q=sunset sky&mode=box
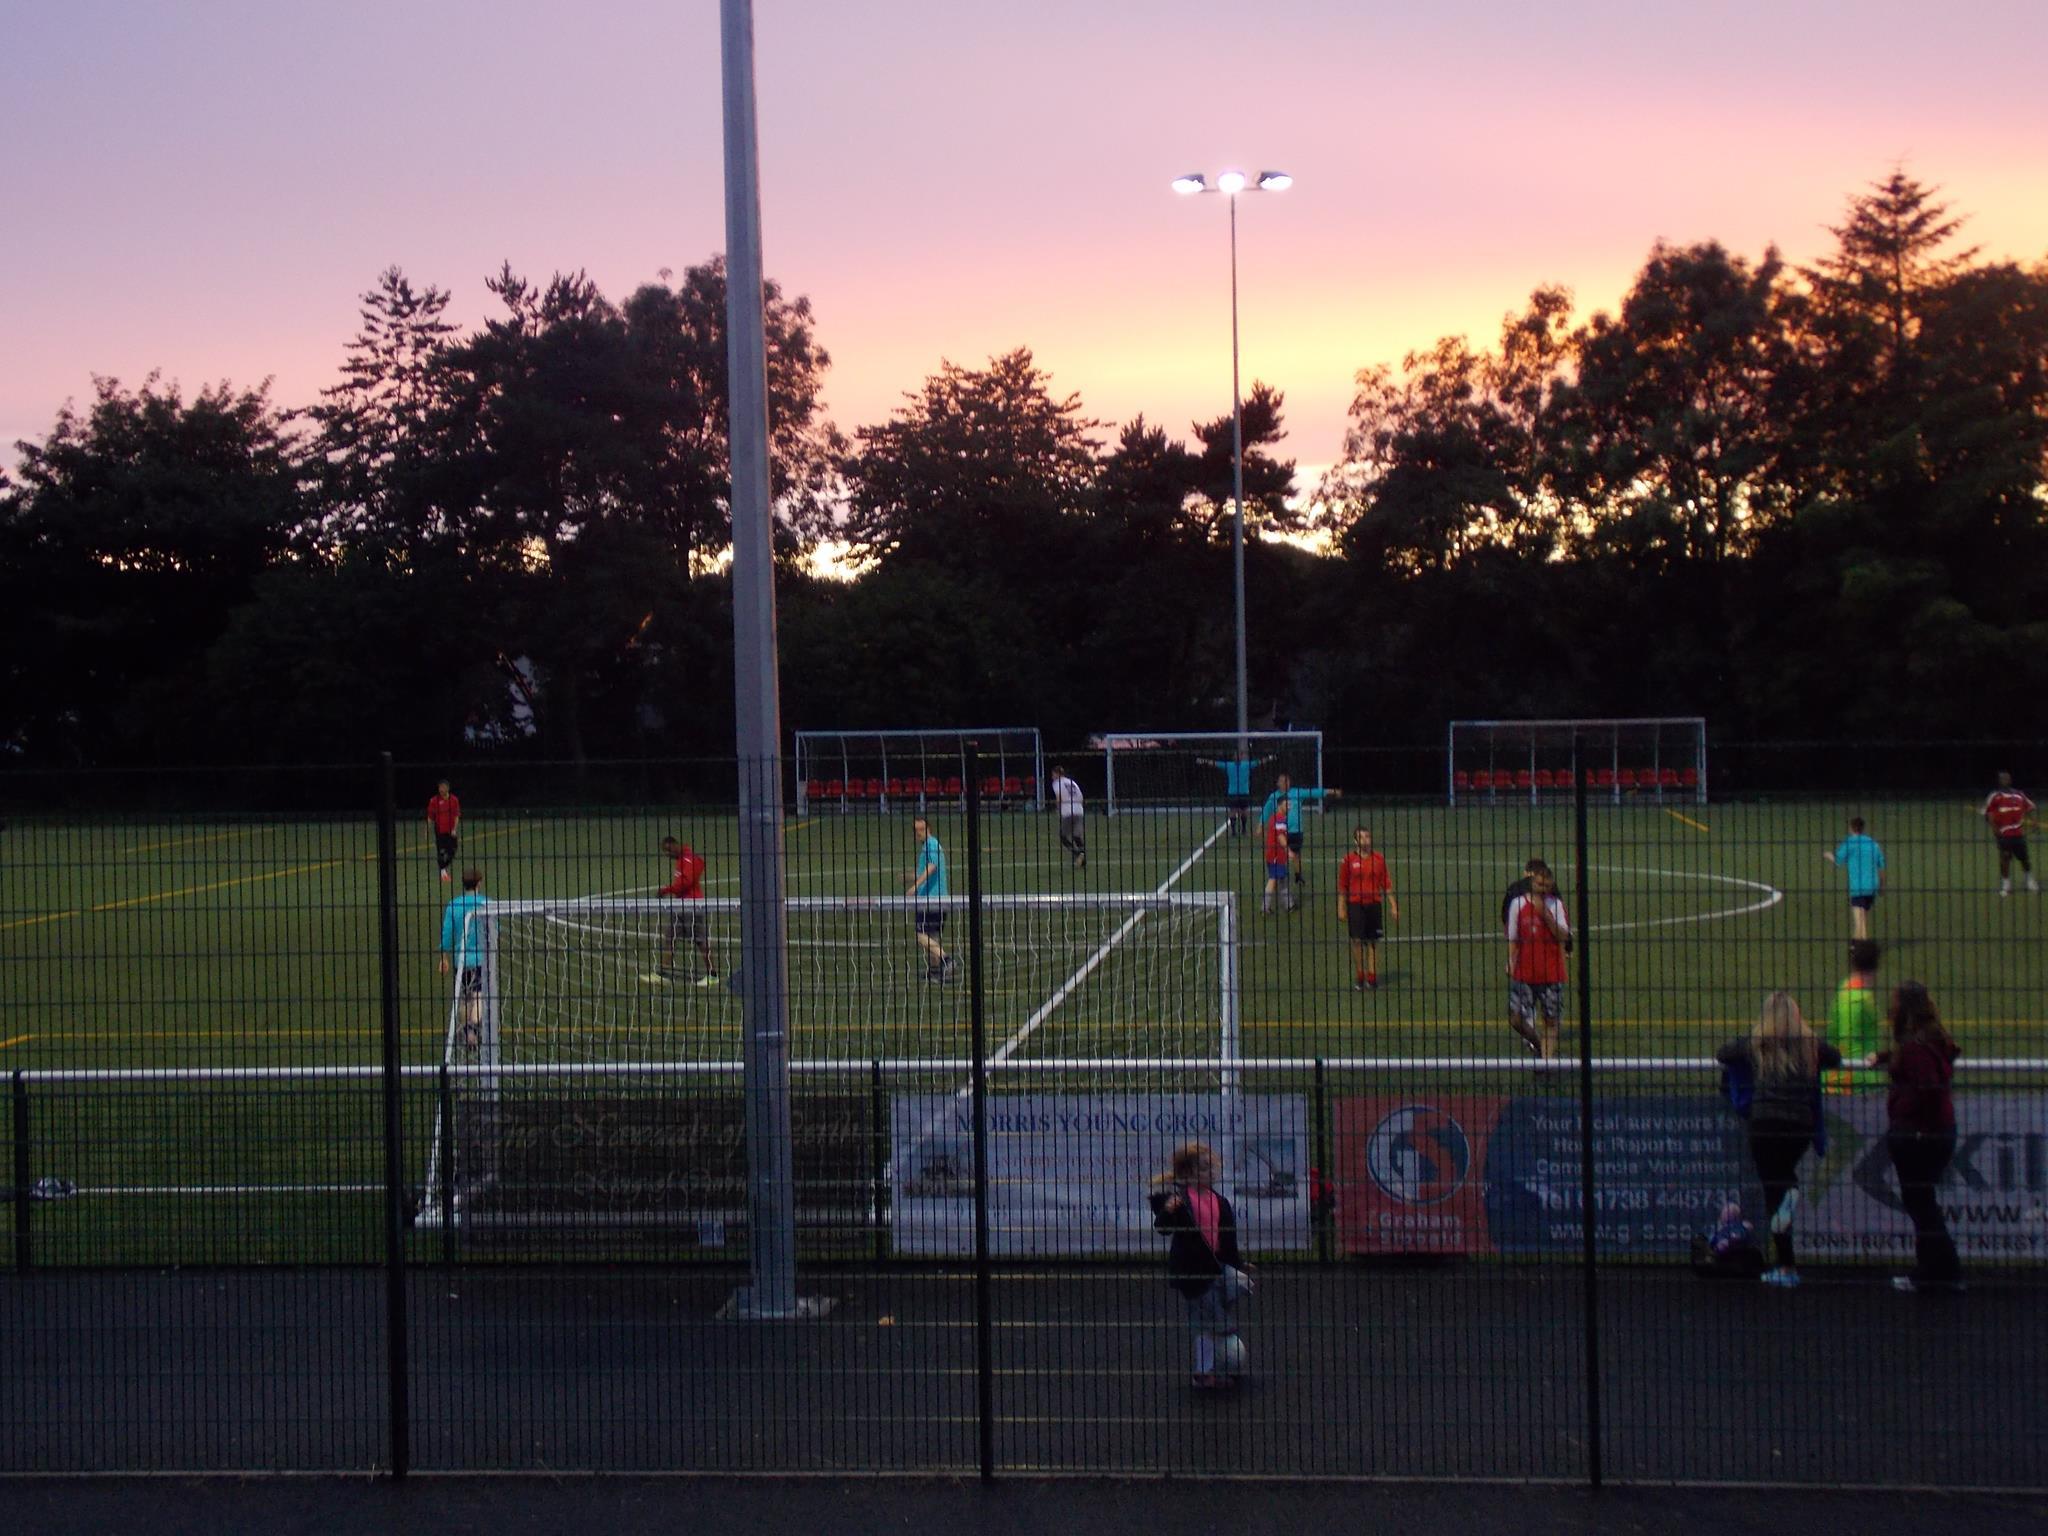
[5,0,2045,487]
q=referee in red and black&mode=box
[426,779,463,884]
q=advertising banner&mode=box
[1337,1096,1507,1255]
[1801,1092,2048,1262]
[891,1093,1310,1256]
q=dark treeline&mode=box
[3,172,2044,772]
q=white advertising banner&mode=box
[1803,1092,2048,1262]
[890,1093,1311,1256]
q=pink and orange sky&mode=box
[5,0,2045,485]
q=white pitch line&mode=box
[987,818,1232,1069]
[1387,863,1783,945]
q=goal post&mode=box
[793,728,1043,814]
[1447,717,1707,804]
[420,889,1239,1233]
[1090,730,1324,818]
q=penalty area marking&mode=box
[1664,808,1711,832]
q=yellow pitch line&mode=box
[1664,808,1711,833]
[87,859,348,913]
[0,1034,32,1050]
[130,827,268,853]
[0,909,83,932]
[382,825,534,860]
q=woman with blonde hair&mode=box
[1716,992,1840,1288]
[1148,1142,1251,1389]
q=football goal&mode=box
[1090,731,1324,818]
[419,889,1239,1232]
[1447,717,1707,804]
[794,728,1043,814]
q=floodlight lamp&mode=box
[1256,171,1292,191]
[1171,174,1207,195]
[1216,170,1246,194]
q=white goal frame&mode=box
[1092,730,1324,818]
[794,727,1044,814]
[420,889,1240,1230]
[1447,717,1707,804]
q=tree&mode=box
[1546,242,1794,568]
[301,266,457,564]
[842,348,1103,571]
[0,375,306,761]
[1187,381,1301,542]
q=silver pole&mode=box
[720,0,797,1318]
[1229,192,1249,761]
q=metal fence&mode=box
[2,746,2045,1484]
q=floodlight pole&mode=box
[1228,191,1248,762]
[720,0,799,1319]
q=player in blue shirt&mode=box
[437,868,489,1048]
[1198,752,1273,835]
[1259,772,1341,892]
[906,815,956,983]
[1825,816,1886,941]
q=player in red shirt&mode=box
[425,780,462,882]
[1336,826,1398,991]
[1981,772,2040,895]
[656,834,721,986]
[1261,808,1295,914]
[1504,861,1572,1059]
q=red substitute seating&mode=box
[923,776,944,798]
[1003,776,1023,800]
[887,777,906,799]
[1618,769,1638,790]
[1596,768,1617,789]
[1680,767,1700,789]
[1469,770,1493,791]
[805,779,824,805]
[1513,770,1534,791]
[824,778,844,801]
[1453,770,1472,791]
[944,776,964,799]
[1658,767,1680,789]
[1534,769,1556,790]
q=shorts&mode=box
[435,831,459,868]
[1059,814,1084,842]
[1849,894,1877,911]
[1266,860,1290,882]
[1997,834,2029,860]
[668,906,708,944]
[1229,794,1253,812]
[458,966,484,998]
[1347,902,1383,943]
[1286,831,1304,853]
[915,908,945,938]
[1509,980,1564,1024]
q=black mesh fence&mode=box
[1,745,2043,1481]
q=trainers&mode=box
[2000,882,2011,897]
[1352,978,1365,992]
[1771,1189,1800,1235]
[1761,1268,1801,1288]
[2030,876,2041,893]
[441,870,452,882]
[1366,976,1378,991]
[1517,1029,1541,1057]
[1890,1275,1918,1294]
[694,974,721,988]
[1076,853,1086,869]
[940,957,959,982]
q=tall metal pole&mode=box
[1229,192,1249,761]
[720,0,798,1319]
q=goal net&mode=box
[1091,731,1323,817]
[794,728,1043,814]
[1447,717,1707,804]
[420,891,1238,1233]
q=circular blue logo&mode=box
[1365,1106,1473,1206]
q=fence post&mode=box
[1572,752,1603,1490]
[376,753,412,1479]
[10,1070,29,1272]
[869,1059,887,1265]
[964,742,995,1482]
[1313,1057,1332,1265]
[436,1064,456,1268]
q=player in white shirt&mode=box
[1050,765,1087,869]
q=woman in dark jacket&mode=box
[1715,991,1840,1287]
[1148,1142,1250,1388]
[1870,980,1963,1292]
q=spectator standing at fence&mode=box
[1872,981,1963,1293]
[1505,862,1572,1059]
[1261,806,1295,914]
[437,868,488,1049]
[656,834,720,987]
[1337,825,1397,991]
[1981,771,2039,896]
[1824,941,1883,1095]
[426,779,462,883]
[1260,772,1339,894]
[907,815,957,983]
[1825,816,1886,941]
[1715,992,1839,1289]
[1199,753,1272,835]
[1049,764,1086,870]
[1148,1142,1251,1390]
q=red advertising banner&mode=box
[1336,1095,1508,1255]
